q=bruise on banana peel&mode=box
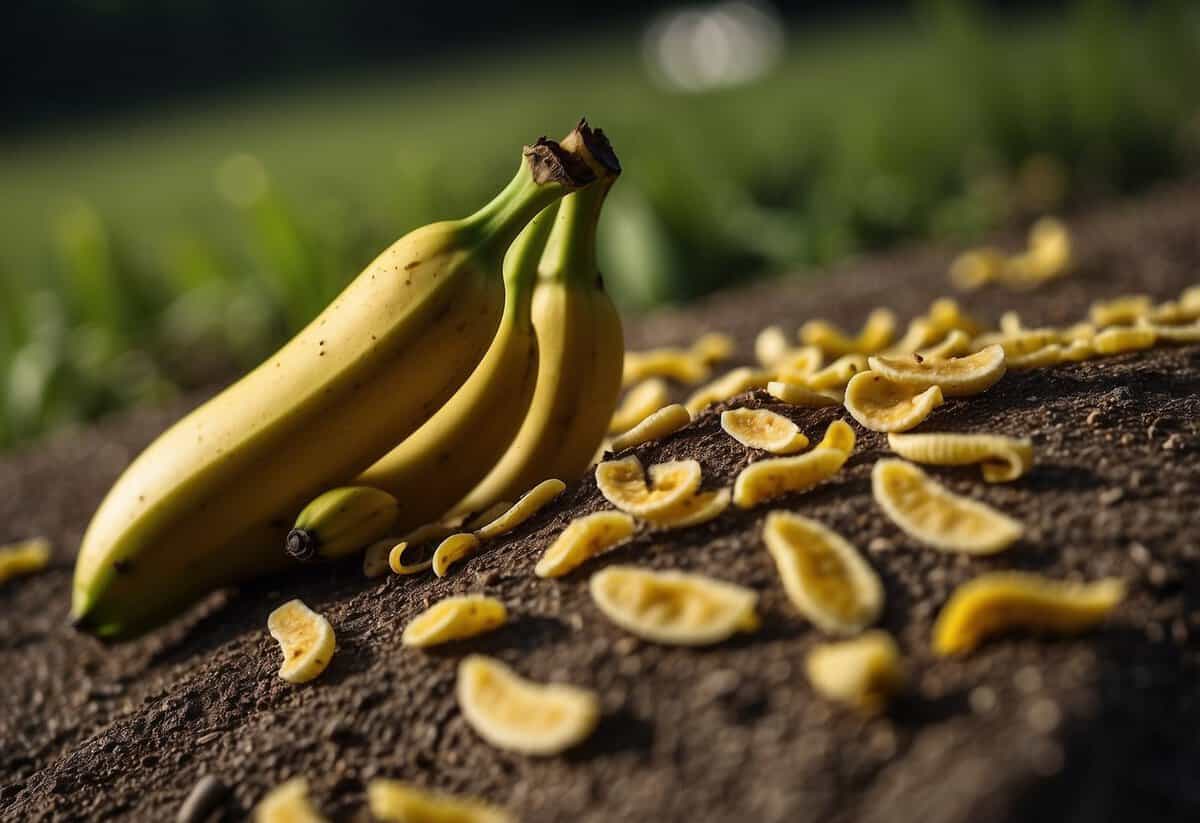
[933,572,1125,656]
[806,630,905,713]
[762,511,882,636]
[589,565,759,646]
[368,780,513,823]
[872,459,1022,555]
[71,131,600,639]
[402,595,507,648]
[457,655,599,756]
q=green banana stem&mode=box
[465,139,594,262]
[541,173,617,288]
[502,201,561,326]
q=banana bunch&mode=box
[72,125,614,639]
[287,123,625,564]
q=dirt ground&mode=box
[2,183,1200,822]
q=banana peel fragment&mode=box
[595,456,703,517]
[402,595,508,648]
[886,432,1033,483]
[535,510,636,578]
[843,371,944,433]
[610,404,691,452]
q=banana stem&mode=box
[541,175,616,288]
[465,140,593,263]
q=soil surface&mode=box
[3,183,1200,823]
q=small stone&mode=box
[613,636,639,656]
[1098,487,1124,506]
[1162,434,1184,451]
[969,686,997,715]
[867,537,894,554]
[1119,433,1135,446]
[177,776,228,823]
[1129,542,1151,566]
[1086,410,1103,426]
[1013,665,1042,694]
[1148,564,1171,588]
[1027,698,1062,734]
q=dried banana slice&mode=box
[755,325,792,366]
[1093,326,1156,355]
[0,537,51,583]
[926,297,982,337]
[843,371,944,433]
[974,329,1061,359]
[464,501,514,532]
[685,367,774,415]
[732,446,849,509]
[773,346,825,382]
[643,488,731,530]
[887,318,943,355]
[720,408,809,454]
[610,403,691,451]
[474,479,565,540]
[691,331,735,364]
[867,344,1006,397]
[457,655,599,756]
[886,432,1033,482]
[622,348,710,387]
[1089,294,1152,327]
[535,510,636,578]
[949,247,1007,291]
[367,780,513,823]
[933,572,1125,656]
[872,459,1022,554]
[589,565,759,646]
[432,533,482,577]
[595,456,703,517]
[804,354,869,390]
[1059,339,1096,362]
[610,378,672,433]
[402,595,508,648]
[766,381,841,408]
[254,777,326,823]
[1006,344,1064,370]
[363,537,398,578]
[814,419,856,454]
[805,630,905,713]
[919,329,973,360]
[801,308,897,356]
[1137,319,1200,344]
[762,511,882,635]
[389,540,435,576]
[267,600,336,684]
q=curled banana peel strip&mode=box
[72,131,598,639]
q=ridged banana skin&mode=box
[72,223,506,638]
[290,486,399,561]
[354,308,541,534]
[453,280,624,514]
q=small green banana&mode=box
[287,486,399,562]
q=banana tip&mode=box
[285,529,319,563]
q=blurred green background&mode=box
[1,0,1198,449]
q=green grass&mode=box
[1,1,1198,448]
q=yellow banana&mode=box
[452,125,624,514]
[72,138,593,638]
[286,486,399,562]
[352,193,561,532]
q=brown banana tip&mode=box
[569,117,621,176]
[285,529,319,563]
[523,138,596,188]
